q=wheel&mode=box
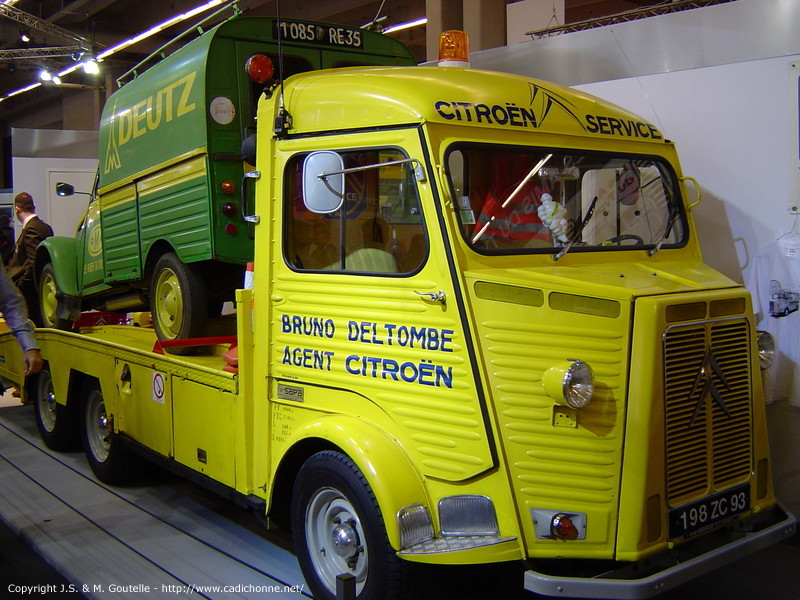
[32,363,79,451]
[150,253,207,354]
[80,378,132,484]
[291,451,416,600]
[38,264,74,330]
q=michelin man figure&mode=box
[537,193,570,243]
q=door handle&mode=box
[241,170,261,224]
[414,290,446,305]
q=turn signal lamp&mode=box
[551,513,580,541]
[221,179,236,195]
[438,30,469,68]
[532,508,587,540]
[543,360,594,409]
[245,54,274,84]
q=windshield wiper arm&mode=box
[553,196,597,261]
[472,153,553,244]
[648,200,679,256]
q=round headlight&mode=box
[563,361,594,408]
[756,330,775,369]
[543,359,594,409]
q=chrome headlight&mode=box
[543,359,594,408]
[756,330,775,369]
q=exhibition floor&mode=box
[1,391,798,600]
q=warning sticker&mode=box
[152,372,166,404]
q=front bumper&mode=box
[524,503,797,599]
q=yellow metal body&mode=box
[0,64,786,584]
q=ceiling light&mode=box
[384,17,427,34]
[39,69,52,81]
[4,1,251,102]
[20,29,30,43]
[83,59,100,75]
[98,0,225,59]
[52,75,62,85]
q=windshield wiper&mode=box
[472,153,553,244]
[647,199,679,256]
[553,196,598,261]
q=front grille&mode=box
[663,317,752,506]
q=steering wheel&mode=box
[605,234,644,246]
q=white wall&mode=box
[576,55,799,284]
[10,128,98,238]
[11,157,97,237]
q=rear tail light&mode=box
[245,54,274,84]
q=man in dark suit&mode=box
[6,192,54,327]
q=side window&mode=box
[284,148,427,274]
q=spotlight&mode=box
[39,69,52,81]
[20,30,30,43]
[83,59,99,75]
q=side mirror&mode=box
[302,151,344,214]
[56,182,75,197]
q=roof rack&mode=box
[116,0,241,87]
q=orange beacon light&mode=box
[438,30,469,68]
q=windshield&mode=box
[447,145,686,255]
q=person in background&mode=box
[0,214,14,265]
[6,192,54,326]
[0,262,43,378]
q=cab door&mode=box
[77,198,104,291]
[265,130,494,482]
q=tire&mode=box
[291,451,416,600]
[150,253,207,354]
[80,378,132,484]
[38,263,74,330]
[32,363,79,451]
